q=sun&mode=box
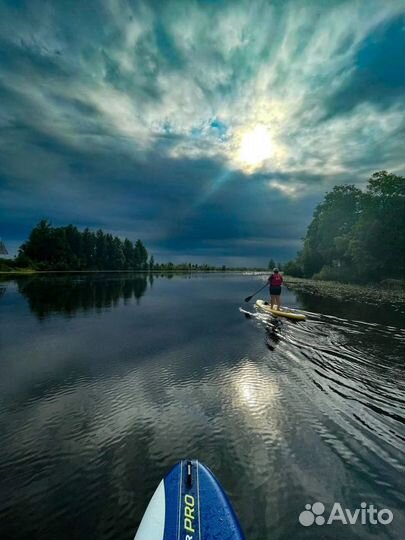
[238,125,273,170]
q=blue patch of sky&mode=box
[356,15,405,90]
[210,117,229,140]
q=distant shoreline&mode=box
[2,270,403,306]
[0,269,269,275]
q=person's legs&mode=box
[274,294,281,309]
[270,294,275,308]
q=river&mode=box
[0,273,403,540]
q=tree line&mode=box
[16,220,150,271]
[5,220,268,272]
[284,171,405,283]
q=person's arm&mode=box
[280,275,284,285]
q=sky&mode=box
[0,0,404,266]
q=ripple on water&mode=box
[245,307,405,481]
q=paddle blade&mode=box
[244,296,253,302]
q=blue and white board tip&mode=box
[135,459,246,540]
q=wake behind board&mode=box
[135,459,246,540]
[256,299,306,321]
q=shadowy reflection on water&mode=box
[16,274,150,318]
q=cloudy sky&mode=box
[0,0,404,265]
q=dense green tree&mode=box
[95,229,107,268]
[149,255,155,271]
[104,234,115,269]
[82,228,96,268]
[348,171,405,280]
[17,222,152,271]
[287,171,405,283]
[283,260,303,277]
[300,185,363,277]
[111,237,125,269]
[134,239,148,270]
[123,239,134,269]
[20,219,53,264]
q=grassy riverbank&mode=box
[0,267,36,274]
[284,275,405,306]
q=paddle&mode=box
[244,282,268,303]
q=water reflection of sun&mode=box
[231,360,280,414]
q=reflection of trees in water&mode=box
[293,289,404,364]
[293,289,402,328]
[17,274,149,319]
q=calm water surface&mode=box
[0,273,404,540]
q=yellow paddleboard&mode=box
[255,299,306,321]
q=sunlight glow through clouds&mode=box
[237,125,273,171]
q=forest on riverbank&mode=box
[284,171,405,284]
[0,221,264,273]
[2,221,150,271]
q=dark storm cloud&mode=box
[0,0,404,264]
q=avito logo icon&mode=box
[299,502,393,527]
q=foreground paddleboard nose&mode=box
[135,459,246,540]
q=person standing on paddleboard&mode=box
[268,267,283,309]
